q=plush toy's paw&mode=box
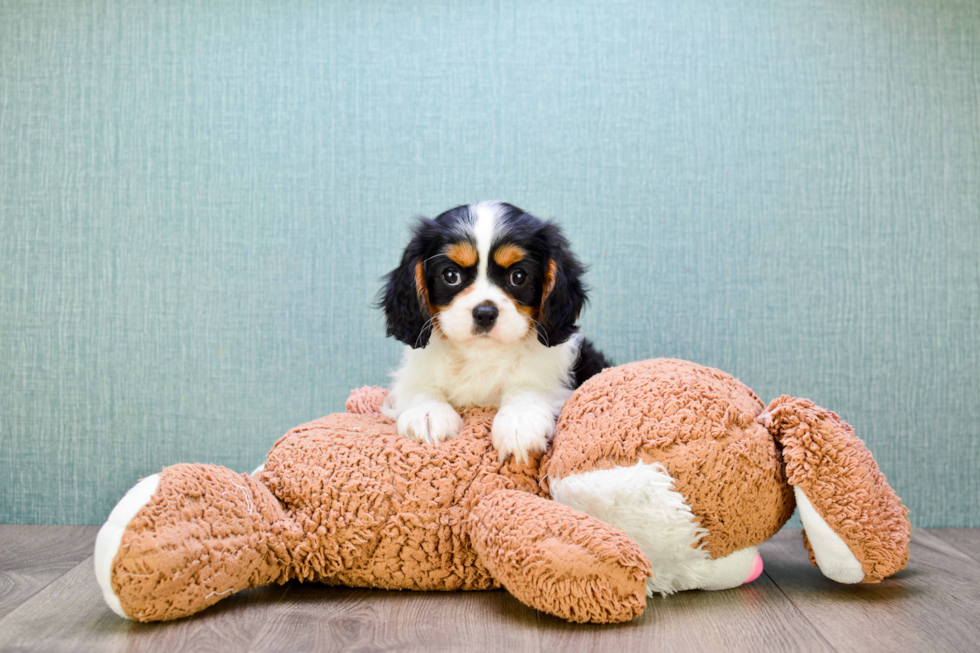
[491,402,555,464]
[468,490,650,623]
[397,400,463,445]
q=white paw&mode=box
[491,403,555,464]
[397,401,463,445]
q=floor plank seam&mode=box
[243,583,296,653]
[930,531,980,565]
[0,555,95,633]
[0,560,94,631]
[760,569,842,653]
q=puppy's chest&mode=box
[440,353,520,407]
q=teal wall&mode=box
[1,0,978,526]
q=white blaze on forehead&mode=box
[470,201,502,282]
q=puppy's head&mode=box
[380,202,587,349]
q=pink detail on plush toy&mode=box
[744,554,764,584]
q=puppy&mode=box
[378,201,611,463]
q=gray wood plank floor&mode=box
[0,526,976,653]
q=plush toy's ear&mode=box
[760,397,911,584]
[378,221,435,348]
[536,223,587,347]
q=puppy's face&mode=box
[380,202,586,349]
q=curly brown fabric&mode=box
[344,385,389,415]
[107,362,910,624]
[542,359,795,558]
[468,490,649,624]
[263,408,543,591]
[761,396,911,582]
[112,464,298,621]
[112,398,564,621]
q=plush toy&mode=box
[94,359,910,624]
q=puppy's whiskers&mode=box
[529,317,550,347]
[415,315,437,349]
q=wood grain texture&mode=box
[4,526,977,653]
[929,529,980,563]
[248,586,540,653]
[536,573,835,653]
[0,553,289,652]
[0,526,98,619]
[759,529,980,653]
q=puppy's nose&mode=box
[472,303,498,330]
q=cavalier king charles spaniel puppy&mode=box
[379,201,610,463]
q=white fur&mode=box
[794,486,865,583]
[397,397,465,444]
[436,202,532,347]
[491,390,564,464]
[551,463,761,594]
[384,201,580,460]
[94,473,160,619]
[383,332,580,454]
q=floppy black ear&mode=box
[378,221,434,348]
[536,223,587,347]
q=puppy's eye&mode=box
[509,269,527,287]
[442,269,461,286]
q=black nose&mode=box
[472,303,498,330]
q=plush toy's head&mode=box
[543,359,795,558]
[542,358,910,588]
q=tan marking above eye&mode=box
[445,242,478,268]
[493,243,526,268]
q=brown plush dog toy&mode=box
[94,359,910,624]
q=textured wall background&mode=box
[1,0,978,526]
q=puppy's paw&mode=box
[397,401,463,445]
[491,403,556,464]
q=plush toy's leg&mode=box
[95,474,161,617]
[467,489,650,624]
[94,463,301,622]
[761,397,911,583]
[550,462,764,595]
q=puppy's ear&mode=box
[378,220,435,348]
[536,223,587,347]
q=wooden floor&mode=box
[0,527,977,652]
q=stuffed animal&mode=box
[94,359,910,624]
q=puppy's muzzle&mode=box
[472,302,498,333]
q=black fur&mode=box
[571,337,612,388]
[490,204,589,347]
[380,202,592,350]
[377,206,474,348]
